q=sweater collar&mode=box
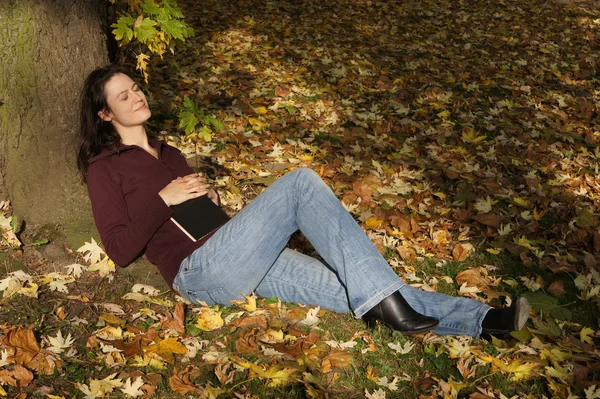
[89,138,165,164]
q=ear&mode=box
[98,109,113,122]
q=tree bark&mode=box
[0,0,108,231]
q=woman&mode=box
[78,65,529,339]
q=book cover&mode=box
[170,195,230,241]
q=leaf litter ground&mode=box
[2,0,600,397]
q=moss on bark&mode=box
[0,0,108,234]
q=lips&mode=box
[135,103,148,112]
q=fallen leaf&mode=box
[452,243,473,261]
[547,280,566,296]
[120,377,144,398]
[145,337,187,363]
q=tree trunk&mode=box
[0,0,108,234]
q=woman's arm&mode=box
[87,162,174,266]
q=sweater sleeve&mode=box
[87,162,173,266]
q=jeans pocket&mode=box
[185,287,238,306]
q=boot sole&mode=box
[482,296,531,340]
[367,318,440,335]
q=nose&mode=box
[132,90,144,102]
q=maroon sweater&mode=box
[87,139,218,287]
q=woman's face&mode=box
[99,73,151,131]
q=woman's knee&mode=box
[289,167,322,185]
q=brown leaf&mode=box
[230,315,268,330]
[319,350,353,373]
[28,349,62,375]
[584,253,597,268]
[410,218,421,233]
[456,268,490,290]
[413,376,435,390]
[469,393,495,399]
[455,209,473,223]
[161,301,185,333]
[548,280,566,296]
[593,231,600,253]
[2,327,40,366]
[0,365,33,388]
[169,366,202,395]
[8,365,33,387]
[452,244,473,262]
[389,214,412,235]
[396,245,416,262]
[235,328,261,354]
[113,335,143,358]
[215,363,235,386]
[472,212,503,228]
[547,258,578,274]
[353,176,378,202]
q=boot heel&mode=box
[363,314,377,328]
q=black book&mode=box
[170,195,230,241]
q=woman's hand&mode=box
[158,173,213,206]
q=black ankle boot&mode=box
[481,297,530,341]
[362,291,439,335]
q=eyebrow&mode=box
[117,83,138,99]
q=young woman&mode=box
[78,65,529,339]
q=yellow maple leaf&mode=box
[145,297,174,307]
[545,364,571,380]
[18,282,39,298]
[255,106,268,115]
[512,197,529,207]
[136,53,150,82]
[461,128,486,144]
[232,357,299,387]
[248,117,268,130]
[437,376,468,399]
[486,248,501,255]
[94,326,123,341]
[493,358,541,381]
[580,326,594,344]
[130,354,166,370]
[513,236,537,250]
[230,293,257,312]
[145,337,187,363]
[195,308,224,331]
[437,110,450,119]
[365,364,379,382]
[88,257,116,278]
[365,217,383,229]
[445,337,472,359]
[540,348,571,363]
[203,383,227,399]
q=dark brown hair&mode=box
[76,65,128,182]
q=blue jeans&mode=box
[173,168,491,337]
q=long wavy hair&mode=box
[77,65,129,182]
